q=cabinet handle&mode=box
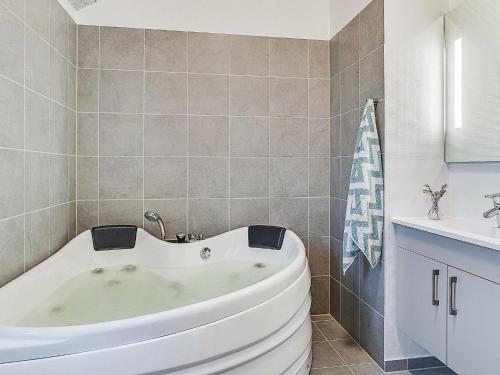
[449,276,458,316]
[432,270,440,306]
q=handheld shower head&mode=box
[144,211,166,240]
[145,211,161,222]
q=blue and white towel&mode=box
[342,99,384,274]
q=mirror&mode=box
[444,0,500,162]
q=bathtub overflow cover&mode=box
[200,247,211,260]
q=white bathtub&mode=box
[0,227,312,374]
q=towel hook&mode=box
[366,98,380,106]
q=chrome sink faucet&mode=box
[483,194,500,227]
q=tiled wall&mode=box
[76,27,331,313]
[329,0,385,367]
[0,0,77,287]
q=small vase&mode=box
[428,200,441,220]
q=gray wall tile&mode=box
[25,209,50,270]
[341,63,360,114]
[270,38,308,78]
[330,277,341,320]
[330,34,340,77]
[330,117,340,157]
[50,102,68,154]
[341,286,360,341]
[50,203,68,253]
[25,90,51,152]
[1,77,25,149]
[330,197,342,240]
[25,0,50,40]
[311,276,330,314]
[100,26,145,70]
[0,149,24,219]
[0,216,24,287]
[341,109,360,156]
[77,113,98,156]
[144,157,187,199]
[145,72,187,114]
[340,156,353,200]
[309,237,330,276]
[144,115,187,156]
[309,40,329,79]
[188,74,229,115]
[309,79,330,118]
[270,157,308,197]
[69,65,77,110]
[360,301,385,367]
[270,198,308,237]
[359,0,384,58]
[230,76,269,116]
[77,157,98,199]
[50,0,68,58]
[330,237,341,281]
[270,78,308,117]
[310,119,330,157]
[25,29,49,95]
[230,158,269,198]
[188,32,230,74]
[78,25,99,68]
[145,30,187,72]
[99,113,143,156]
[188,199,229,237]
[25,152,49,211]
[0,4,24,84]
[99,157,143,199]
[270,117,308,157]
[359,46,384,106]
[69,19,77,65]
[99,200,144,227]
[188,115,229,156]
[230,117,269,157]
[339,16,359,70]
[230,198,269,229]
[50,49,68,106]
[99,70,144,113]
[309,158,330,197]
[1,0,24,19]
[188,157,229,198]
[77,68,99,112]
[77,200,98,234]
[330,74,340,117]
[230,35,269,76]
[310,197,330,236]
[49,154,69,205]
[360,256,384,315]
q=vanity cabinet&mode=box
[395,223,500,375]
[397,248,447,363]
[447,267,500,375]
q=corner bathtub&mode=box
[0,227,312,374]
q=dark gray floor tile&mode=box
[312,341,345,369]
[331,339,373,365]
[311,367,352,375]
[315,319,351,341]
[351,363,385,375]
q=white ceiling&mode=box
[68,0,98,10]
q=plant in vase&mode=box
[423,184,448,220]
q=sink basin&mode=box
[392,216,500,251]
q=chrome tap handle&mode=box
[486,193,500,206]
[176,232,186,243]
[186,233,197,243]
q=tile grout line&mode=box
[142,28,146,229]
[186,32,190,234]
[97,26,100,225]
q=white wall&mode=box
[329,0,372,36]
[384,0,450,361]
[75,0,331,40]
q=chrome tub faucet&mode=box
[483,194,500,227]
[144,211,167,240]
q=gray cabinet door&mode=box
[447,267,500,375]
[397,247,447,363]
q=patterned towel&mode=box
[342,99,384,274]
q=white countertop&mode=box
[392,216,500,251]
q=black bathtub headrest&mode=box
[91,225,137,251]
[248,225,286,250]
